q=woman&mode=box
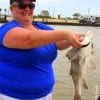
[0,0,82,100]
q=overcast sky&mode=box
[0,0,100,17]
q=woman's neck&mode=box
[14,19,32,27]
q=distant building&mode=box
[40,10,49,17]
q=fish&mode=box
[66,31,96,100]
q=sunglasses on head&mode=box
[13,2,35,10]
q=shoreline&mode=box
[0,19,100,27]
[1,21,100,27]
[41,21,100,27]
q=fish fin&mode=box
[88,58,96,69]
[79,56,96,69]
[66,50,79,62]
[79,56,85,66]
[82,79,88,89]
[66,53,71,60]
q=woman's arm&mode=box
[3,27,82,49]
[55,40,71,50]
[55,33,83,50]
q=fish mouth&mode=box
[81,31,93,48]
[81,42,90,48]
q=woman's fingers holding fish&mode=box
[75,33,84,42]
[71,36,82,48]
[73,33,84,48]
[66,32,83,48]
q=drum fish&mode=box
[66,31,96,100]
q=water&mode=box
[0,23,100,100]
[50,25,100,100]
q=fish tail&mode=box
[82,79,88,89]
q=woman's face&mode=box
[10,0,35,25]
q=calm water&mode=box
[0,23,100,100]
[50,25,100,100]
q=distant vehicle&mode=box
[79,15,100,25]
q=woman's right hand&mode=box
[64,30,83,48]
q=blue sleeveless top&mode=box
[0,20,57,99]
